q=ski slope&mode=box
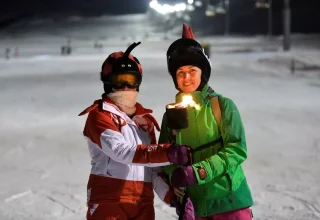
[0,13,320,220]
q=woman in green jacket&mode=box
[159,24,254,220]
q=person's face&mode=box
[112,87,137,92]
[176,65,202,93]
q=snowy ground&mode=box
[0,14,320,220]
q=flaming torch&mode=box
[165,94,200,130]
[165,94,199,220]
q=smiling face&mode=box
[176,65,202,93]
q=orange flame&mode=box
[167,95,200,110]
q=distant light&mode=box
[255,2,270,8]
[163,4,175,13]
[205,10,215,17]
[174,3,187,11]
[187,4,195,11]
[149,0,158,8]
[215,7,226,14]
[188,0,194,4]
[194,1,202,7]
[183,15,191,21]
[149,1,186,14]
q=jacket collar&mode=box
[78,96,153,116]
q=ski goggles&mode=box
[109,72,142,89]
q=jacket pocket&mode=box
[209,173,233,200]
[226,173,234,202]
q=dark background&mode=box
[196,0,320,35]
[1,0,320,35]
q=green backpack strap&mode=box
[210,96,221,128]
[188,96,224,154]
[190,96,223,154]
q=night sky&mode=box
[0,0,149,19]
[1,0,320,34]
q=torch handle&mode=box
[176,129,182,145]
[176,130,192,166]
[175,130,190,208]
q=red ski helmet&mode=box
[100,42,143,93]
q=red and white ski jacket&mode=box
[79,97,174,206]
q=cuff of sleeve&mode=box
[159,143,171,162]
[164,188,175,205]
[133,143,171,164]
[192,163,212,185]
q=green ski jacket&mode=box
[159,85,253,217]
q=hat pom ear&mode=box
[123,42,141,57]
[182,24,195,40]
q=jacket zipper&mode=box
[194,106,209,216]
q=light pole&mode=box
[268,0,272,37]
[283,0,291,51]
[255,0,272,37]
[224,0,230,36]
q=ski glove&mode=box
[171,166,197,187]
[182,197,195,220]
[175,196,195,220]
[167,144,190,165]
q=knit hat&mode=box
[167,24,211,90]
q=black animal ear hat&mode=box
[100,42,143,93]
[166,24,211,90]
